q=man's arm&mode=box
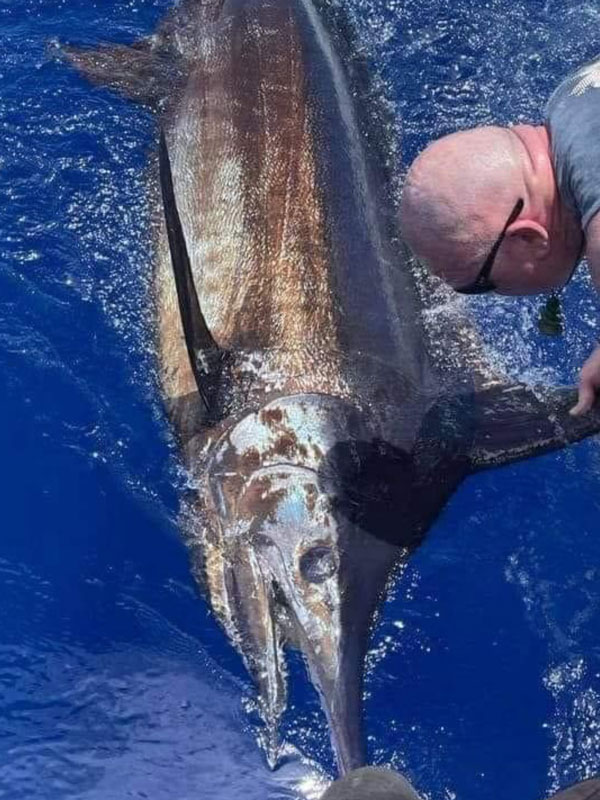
[585,214,600,291]
[570,213,600,415]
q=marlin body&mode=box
[63,0,600,775]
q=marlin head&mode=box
[193,393,410,774]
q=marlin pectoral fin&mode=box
[470,382,600,471]
[547,779,600,800]
[158,129,223,412]
[59,42,178,105]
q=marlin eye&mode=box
[299,545,337,584]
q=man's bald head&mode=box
[400,126,526,286]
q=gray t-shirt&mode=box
[546,55,600,230]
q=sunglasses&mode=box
[455,198,524,295]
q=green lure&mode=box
[538,294,564,337]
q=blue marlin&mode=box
[62,0,600,775]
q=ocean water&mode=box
[1,1,600,798]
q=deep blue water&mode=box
[1,1,600,798]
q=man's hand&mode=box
[571,344,600,415]
[571,214,600,416]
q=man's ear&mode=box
[506,219,549,253]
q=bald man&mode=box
[400,55,600,416]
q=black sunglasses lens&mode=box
[456,280,496,295]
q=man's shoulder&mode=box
[546,56,600,229]
[584,214,600,291]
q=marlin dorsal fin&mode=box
[547,779,600,800]
[158,128,222,412]
[469,381,600,471]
